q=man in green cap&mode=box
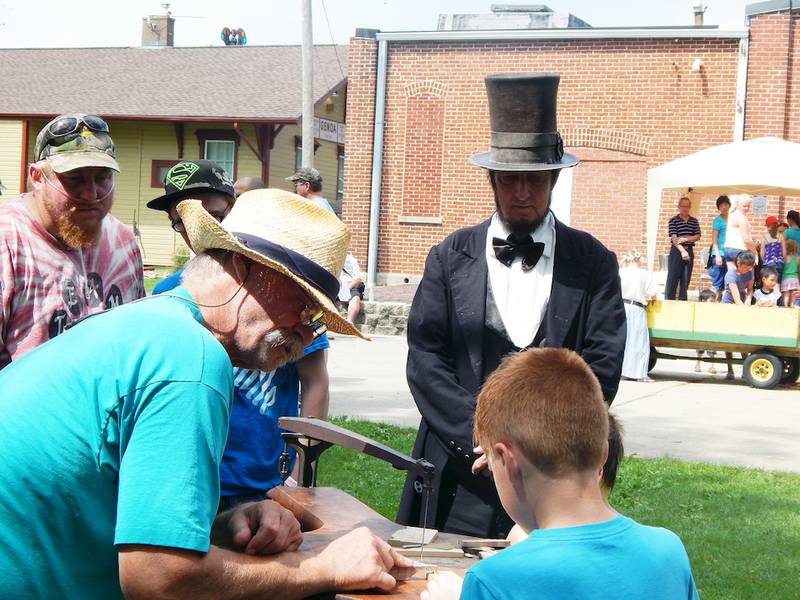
[287,167,336,215]
[0,113,144,369]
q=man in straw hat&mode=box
[147,160,333,509]
[398,73,626,538]
[0,113,144,369]
[0,190,410,598]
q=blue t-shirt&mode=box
[220,333,329,494]
[722,268,753,304]
[711,214,727,256]
[153,271,329,496]
[152,266,185,294]
[0,288,232,599]
[460,516,699,600]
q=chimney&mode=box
[693,3,706,26]
[142,13,175,47]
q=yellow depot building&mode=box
[0,43,347,267]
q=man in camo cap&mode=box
[0,113,144,369]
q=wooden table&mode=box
[282,487,477,599]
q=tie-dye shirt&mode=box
[0,198,145,368]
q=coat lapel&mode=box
[449,221,489,383]
[544,220,591,348]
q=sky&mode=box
[0,0,753,49]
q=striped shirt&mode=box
[667,214,701,247]
[0,198,145,368]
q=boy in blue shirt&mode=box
[721,250,755,305]
[422,348,700,600]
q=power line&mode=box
[320,0,346,81]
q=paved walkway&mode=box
[327,335,800,473]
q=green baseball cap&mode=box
[34,114,120,174]
[286,167,322,185]
[147,160,235,212]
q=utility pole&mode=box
[301,0,314,168]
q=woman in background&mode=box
[619,250,657,382]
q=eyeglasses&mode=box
[494,172,551,187]
[171,201,232,233]
[300,303,327,339]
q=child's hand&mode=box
[715,255,723,267]
[471,446,491,477]
[421,572,464,600]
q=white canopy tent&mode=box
[646,136,800,270]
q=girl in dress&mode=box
[781,239,799,307]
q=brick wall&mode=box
[343,35,742,278]
[745,9,800,224]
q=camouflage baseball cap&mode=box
[146,159,235,212]
[34,114,120,174]
[286,167,322,185]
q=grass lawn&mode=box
[143,277,161,294]
[319,417,800,600]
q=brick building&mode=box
[342,1,800,287]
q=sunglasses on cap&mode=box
[40,115,110,152]
[46,115,109,138]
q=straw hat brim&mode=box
[176,199,368,340]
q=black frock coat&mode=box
[396,216,626,536]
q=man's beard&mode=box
[494,195,551,237]
[262,328,305,370]
[55,210,102,250]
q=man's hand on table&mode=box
[422,571,464,600]
[211,500,302,555]
[312,527,413,592]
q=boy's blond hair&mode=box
[474,348,608,477]
[786,239,798,255]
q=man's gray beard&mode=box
[265,328,305,368]
[494,196,551,237]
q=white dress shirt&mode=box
[619,264,656,305]
[485,212,556,348]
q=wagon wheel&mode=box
[780,357,800,384]
[648,346,657,373]
[743,352,783,389]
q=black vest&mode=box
[483,278,544,381]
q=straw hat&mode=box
[176,188,366,339]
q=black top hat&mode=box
[470,73,579,172]
[147,160,235,212]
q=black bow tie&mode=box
[492,235,545,272]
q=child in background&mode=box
[695,290,719,374]
[781,239,799,308]
[694,290,735,378]
[760,216,784,279]
[422,348,700,600]
[754,266,782,307]
[722,251,755,305]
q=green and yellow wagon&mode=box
[647,301,800,389]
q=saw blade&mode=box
[419,486,431,562]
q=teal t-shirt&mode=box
[460,516,700,600]
[712,214,727,256]
[784,226,800,245]
[0,288,233,599]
